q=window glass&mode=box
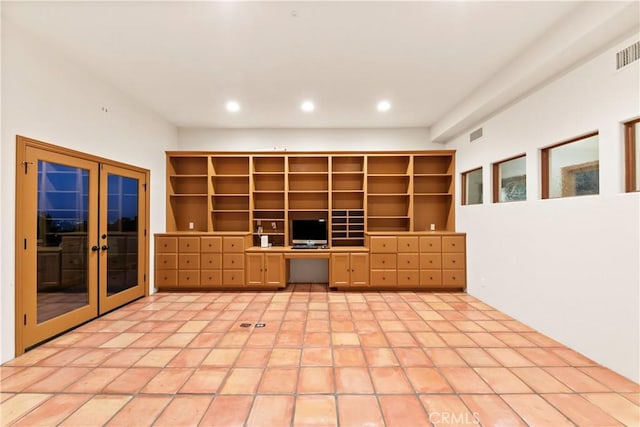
[463,168,483,205]
[546,134,599,198]
[495,156,526,202]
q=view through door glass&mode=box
[106,174,139,296]
[36,161,90,322]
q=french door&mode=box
[16,137,149,353]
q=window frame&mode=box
[492,154,526,203]
[541,131,599,199]
[625,118,640,192]
[461,167,483,206]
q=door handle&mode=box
[91,245,100,252]
[101,245,110,251]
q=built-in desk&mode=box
[155,232,465,291]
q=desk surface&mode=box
[246,245,368,259]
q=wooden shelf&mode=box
[166,151,456,234]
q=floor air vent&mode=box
[616,41,639,70]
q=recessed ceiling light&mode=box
[301,100,315,112]
[226,100,240,113]
[377,100,391,112]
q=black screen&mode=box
[291,219,327,244]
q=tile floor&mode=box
[1,284,638,426]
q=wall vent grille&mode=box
[470,127,483,142]
[616,41,639,70]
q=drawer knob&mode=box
[452,260,456,264]
[187,244,190,247]
[382,260,385,264]
[186,260,190,264]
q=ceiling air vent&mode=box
[469,127,483,142]
[616,41,639,70]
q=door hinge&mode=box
[144,273,147,282]
[24,314,27,325]
[144,229,147,237]
[143,183,147,191]
[24,238,27,250]
[22,161,34,174]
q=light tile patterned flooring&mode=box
[1,284,639,426]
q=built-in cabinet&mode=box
[329,252,369,288]
[246,253,285,287]
[159,150,465,292]
[367,232,466,289]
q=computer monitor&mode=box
[291,219,327,245]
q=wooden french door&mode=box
[16,136,148,353]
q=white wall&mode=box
[178,127,435,152]
[0,21,178,363]
[449,35,640,381]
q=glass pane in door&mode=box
[36,161,89,323]
[106,174,139,296]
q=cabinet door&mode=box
[350,253,369,287]
[178,253,200,269]
[246,253,264,286]
[419,236,441,253]
[178,236,200,253]
[397,237,419,253]
[442,236,465,253]
[156,237,177,253]
[264,253,285,287]
[370,237,397,253]
[223,236,245,253]
[201,236,222,253]
[330,253,351,287]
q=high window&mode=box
[542,133,599,199]
[462,167,483,205]
[625,118,640,192]
[493,155,526,203]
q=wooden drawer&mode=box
[156,254,177,270]
[223,236,245,253]
[370,270,397,286]
[223,253,244,269]
[370,237,397,253]
[397,253,419,269]
[156,236,177,253]
[223,270,244,287]
[178,237,200,253]
[156,269,177,287]
[201,236,222,253]
[420,253,441,270]
[178,270,200,287]
[442,269,465,287]
[419,236,441,253]
[397,236,419,253]
[201,253,222,270]
[420,270,442,287]
[370,254,397,269]
[397,270,419,286]
[442,253,465,269]
[201,270,222,286]
[178,253,200,269]
[442,236,465,253]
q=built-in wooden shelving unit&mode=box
[166,151,456,246]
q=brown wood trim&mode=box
[18,135,149,174]
[625,119,640,192]
[15,135,152,355]
[492,163,499,203]
[166,150,457,157]
[461,167,481,206]
[542,131,599,152]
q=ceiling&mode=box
[1,1,633,131]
